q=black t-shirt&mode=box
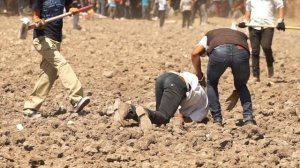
[32,0,73,42]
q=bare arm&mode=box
[191,45,205,79]
[244,10,251,22]
[278,7,284,20]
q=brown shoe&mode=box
[135,105,152,130]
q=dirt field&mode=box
[0,15,300,167]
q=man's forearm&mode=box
[278,7,284,20]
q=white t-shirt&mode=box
[171,71,209,122]
[158,0,167,10]
[246,0,284,26]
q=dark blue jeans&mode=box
[207,44,253,121]
[147,73,187,125]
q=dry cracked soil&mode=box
[0,15,300,167]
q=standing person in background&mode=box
[141,0,150,20]
[72,0,82,30]
[123,0,131,19]
[98,0,107,18]
[180,0,192,28]
[191,28,256,126]
[158,0,167,27]
[0,0,7,13]
[190,0,207,26]
[198,0,207,25]
[151,0,159,20]
[115,0,124,19]
[108,0,117,19]
[238,0,285,82]
[23,0,90,118]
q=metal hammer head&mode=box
[19,17,31,39]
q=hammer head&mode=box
[19,17,31,39]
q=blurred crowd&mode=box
[0,0,247,19]
[0,0,296,29]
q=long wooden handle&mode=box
[29,5,93,30]
[246,24,300,30]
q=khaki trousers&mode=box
[24,37,83,111]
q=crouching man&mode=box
[114,71,209,129]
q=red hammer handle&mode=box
[29,5,94,30]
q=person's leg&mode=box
[24,38,59,111]
[190,2,197,25]
[159,10,165,27]
[73,13,81,30]
[231,45,254,121]
[261,28,275,77]
[148,73,187,125]
[187,10,191,27]
[142,5,146,19]
[34,37,84,105]
[248,27,262,80]
[200,3,207,24]
[18,0,24,16]
[207,45,230,122]
[182,11,186,28]
[23,60,57,111]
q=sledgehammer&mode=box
[18,5,93,39]
[243,24,300,30]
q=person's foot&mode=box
[243,119,257,126]
[249,76,260,83]
[188,26,193,29]
[73,97,90,113]
[73,25,82,30]
[23,109,42,119]
[213,117,223,126]
[135,105,152,130]
[268,66,274,78]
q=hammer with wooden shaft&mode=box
[19,5,93,39]
[245,24,300,30]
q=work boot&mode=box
[135,105,152,130]
[23,109,42,119]
[73,97,90,113]
[268,66,274,78]
[114,102,138,126]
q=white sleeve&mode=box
[274,0,284,9]
[197,36,208,50]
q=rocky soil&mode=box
[0,15,300,167]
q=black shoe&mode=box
[213,117,223,126]
[73,97,90,113]
[268,66,274,78]
[244,119,257,126]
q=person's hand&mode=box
[197,72,206,88]
[69,7,79,15]
[276,19,285,31]
[237,22,247,28]
[33,17,46,29]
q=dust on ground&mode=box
[0,16,300,167]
